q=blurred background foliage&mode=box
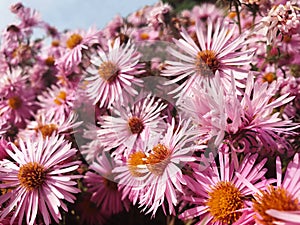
[162,0,218,12]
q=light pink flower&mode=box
[56,27,100,70]
[0,134,81,225]
[114,118,200,216]
[163,18,254,100]
[258,1,300,44]
[18,111,82,140]
[37,84,76,119]
[97,94,167,159]
[85,38,143,108]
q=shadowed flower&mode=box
[84,153,130,216]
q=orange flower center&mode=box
[8,96,22,109]
[253,186,300,225]
[45,56,55,66]
[54,91,67,105]
[146,144,171,176]
[207,181,244,224]
[140,33,150,40]
[195,50,220,76]
[98,61,119,83]
[18,162,46,191]
[127,151,147,177]
[66,33,83,49]
[128,117,144,134]
[51,40,60,47]
[35,124,58,138]
[263,72,276,83]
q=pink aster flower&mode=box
[163,18,254,100]
[258,1,300,44]
[179,72,227,148]
[0,80,37,126]
[147,1,172,29]
[114,118,200,216]
[226,73,299,155]
[55,27,100,70]
[85,38,143,108]
[37,84,76,119]
[0,134,81,225]
[97,94,167,159]
[18,111,82,140]
[84,153,130,215]
[179,149,270,225]
[236,153,300,225]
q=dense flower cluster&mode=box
[0,1,300,224]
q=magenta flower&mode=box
[0,134,81,225]
[163,18,254,100]
[85,38,143,108]
[84,153,130,215]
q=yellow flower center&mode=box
[53,91,67,105]
[146,144,171,176]
[8,96,22,109]
[35,124,58,138]
[128,117,144,134]
[66,33,83,49]
[18,162,46,191]
[253,186,300,225]
[207,181,244,224]
[127,151,147,177]
[195,50,220,76]
[98,61,119,83]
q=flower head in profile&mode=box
[97,94,167,159]
[0,134,81,225]
[180,149,269,225]
[85,38,143,108]
[163,19,254,100]
[84,153,130,216]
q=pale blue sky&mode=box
[0,0,158,32]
